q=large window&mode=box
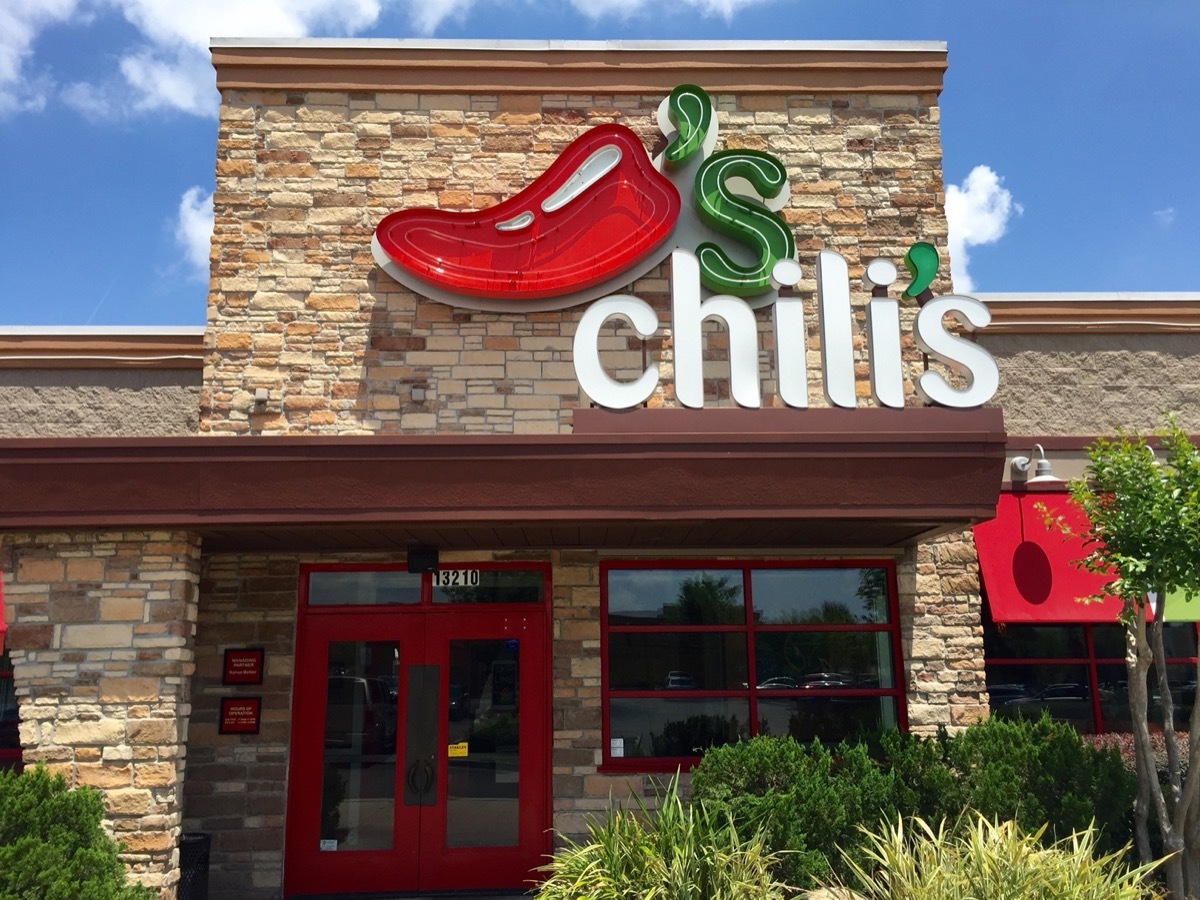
[602,561,903,768]
[0,651,19,773]
[983,605,1199,733]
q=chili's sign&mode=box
[372,85,999,411]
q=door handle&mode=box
[419,757,435,796]
[406,761,423,796]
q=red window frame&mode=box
[0,649,19,773]
[600,559,907,771]
[982,604,1199,734]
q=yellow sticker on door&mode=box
[448,741,469,758]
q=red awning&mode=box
[973,489,1124,623]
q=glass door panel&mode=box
[320,641,399,852]
[446,639,520,848]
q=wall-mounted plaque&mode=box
[219,697,262,735]
[222,647,265,685]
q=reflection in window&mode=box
[308,570,422,606]
[603,563,900,765]
[982,603,1199,735]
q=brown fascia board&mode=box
[978,293,1200,334]
[210,40,947,96]
[0,329,204,370]
[0,408,1003,542]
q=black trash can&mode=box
[178,832,211,900]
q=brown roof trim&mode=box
[0,331,204,370]
[0,407,1002,552]
[978,293,1200,334]
[211,43,947,97]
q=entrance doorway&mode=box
[284,565,551,897]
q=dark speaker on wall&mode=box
[406,545,439,573]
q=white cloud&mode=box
[0,0,82,115]
[410,0,474,34]
[3,0,384,119]
[1154,206,1176,228]
[568,0,768,19]
[944,165,1021,293]
[6,0,794,116]
[175,186,214,279]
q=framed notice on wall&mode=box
[219,697,262,735]
[222,647,265,685]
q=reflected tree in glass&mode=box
[662,573,743,624]
[856,568,888,622]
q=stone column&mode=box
[899,530,990,735]
[0,531,202,899]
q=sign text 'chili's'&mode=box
[372,84,999,411]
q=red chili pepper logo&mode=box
[373,123,680,306]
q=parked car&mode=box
[664,671,696,689]
[999,682,1092,729]
[325,675,398,754]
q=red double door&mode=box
[284,601,550,896]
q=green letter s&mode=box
[692,150,796,297]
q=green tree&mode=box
[1049,415,1200,897]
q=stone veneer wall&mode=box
[981,332,1200,436]
[203,88,952,434]
[0,369,200,438]
[900,534,988,734]
[0,531,201,897]
[181,554,300,900]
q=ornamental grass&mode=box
[534,771,791,900]
[828,813,1164,900]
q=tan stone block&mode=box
[54,717,127,746]
[76,763,133,788]
[216,160,253,176]
[127,719,178,745]
[583,774,643,799]
[99,677,160,702]
[216,332,252,350]
[16,557,64,582]
[65,558,106,581]
[306,294,359,311]
[105,788,153,815]
[134,762,178,788]
[121,831,174,852]
[62,623,134,649]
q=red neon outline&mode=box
[374,123,680,300]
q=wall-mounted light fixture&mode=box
[1011,443,1062,484]
[406,545,439,573]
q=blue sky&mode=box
[0,0,1196,326]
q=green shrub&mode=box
[0,765,154,900]
[690,715,1136,889]
[535,772,790,899]
[928,714,1133,855]
[829,813,1163,900]
[690,736,897,889]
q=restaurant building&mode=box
[0,39,1197,899]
